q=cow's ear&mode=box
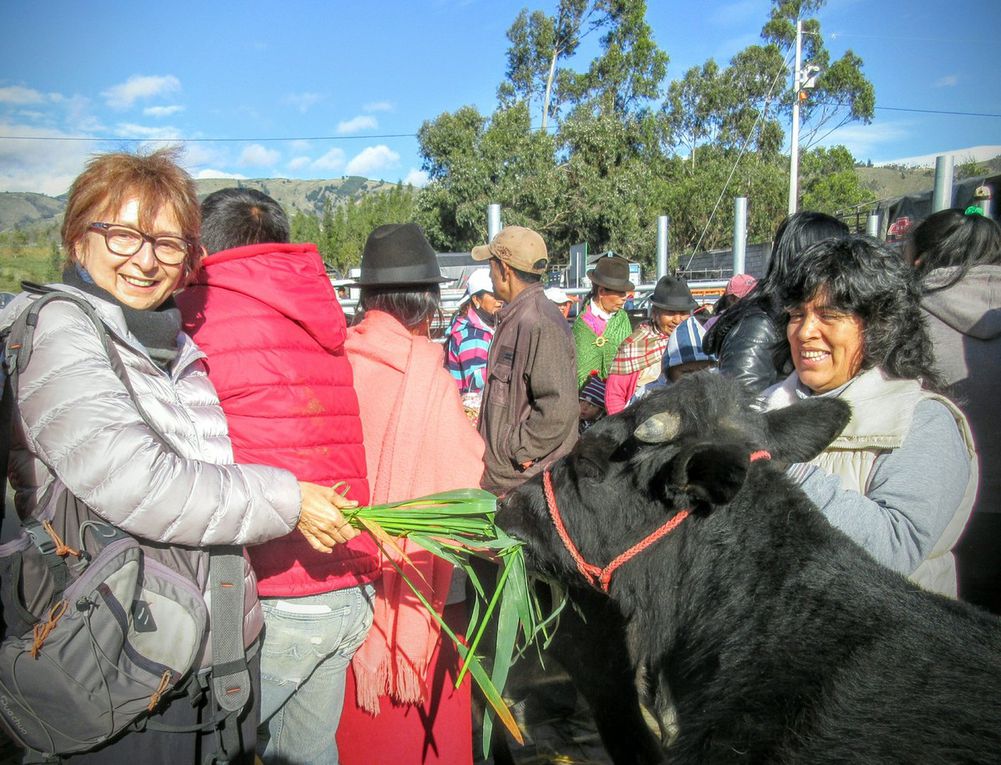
[763,398,851,463]
[673,443,748,507]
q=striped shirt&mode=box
[445,307,494,394]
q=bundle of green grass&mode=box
[344,488,562,749]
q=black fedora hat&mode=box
[587,255,635,292]
[354,223,449,286]
[649,275,698,312]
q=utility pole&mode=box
[787,19,803,216]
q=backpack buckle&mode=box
[24,521,57,557]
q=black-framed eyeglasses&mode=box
[87,222,191,266]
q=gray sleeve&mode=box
[17,302,301,547]
[791,399,970,575]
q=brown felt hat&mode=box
[587,255,634,292]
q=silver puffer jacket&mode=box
[1,285,302,665]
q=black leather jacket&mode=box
[703,304,790,395]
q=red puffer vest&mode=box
[177,243,379,596]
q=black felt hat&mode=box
[354,223,449,286]
[649,275,698,312]
[587,255,635,292]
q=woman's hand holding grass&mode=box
[296,481,360,552]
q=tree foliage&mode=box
[799,145,875,214]
[498,1,600,130]
[762,0,875,147]
[408,0,879,272]
[290,184,417,275]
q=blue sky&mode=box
[1,0,998,195]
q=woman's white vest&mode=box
[764,367,977,597]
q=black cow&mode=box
[497,373,1001,764]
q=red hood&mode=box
[186,243,346,353]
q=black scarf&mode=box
[473,303,497,328]
[62,265,181,369]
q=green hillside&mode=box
[0,177,400,292]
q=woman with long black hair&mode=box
[910,208,1001,612]
[762,236,976,598]
[703,211,849,394]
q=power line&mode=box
[872,105,1000,118]
[0,132,420,143]
[811,101,1001,119]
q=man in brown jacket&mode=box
[472,226,579,495]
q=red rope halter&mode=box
[543,450,771,593]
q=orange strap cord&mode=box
[31,600,68,658]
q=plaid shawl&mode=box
[608,322,671,376]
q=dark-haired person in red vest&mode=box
[177,188,379,765]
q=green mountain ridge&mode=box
[0,176,399,235]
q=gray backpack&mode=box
[0,287,251,760]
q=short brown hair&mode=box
[61,147,202,275]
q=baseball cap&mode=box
[463,268,495,300]
[544,287,577,304]
[471,226,549,274]
[724,273,757,299]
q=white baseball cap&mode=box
[463,268,495,300]
[544,287,577,304]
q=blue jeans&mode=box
[258,584,375,765]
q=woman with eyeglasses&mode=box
[0,149,357,763]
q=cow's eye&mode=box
[575,455,603,480]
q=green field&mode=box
[0,244,61,294]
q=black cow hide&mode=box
[497,373,1001,764]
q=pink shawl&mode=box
[343,310,485,714]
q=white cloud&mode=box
[290,139,311,152]
[288,156,312,171]
[286,92,324,113]
[337,115,377,134]
[878,144,1001,169]
[401,168,429,187]
[195,168,248,180]
[345,145,399,176]
[238,144,281,166]
[812,120,911,162]
[364,100,393,113]
[176,142,228,173]
[102,75,181,109]
[144,105,185,118]
[312,147,346,171]
[933,75,958,88]
[114,123,183,140]
[0,122,96,194]
[0,86,48,105]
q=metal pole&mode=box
[733,197,747,275]
[932,156,954,212]
[787,20,803,216]
[866,213,879,238]
[656,215,670,279]
[487,204,502,241]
